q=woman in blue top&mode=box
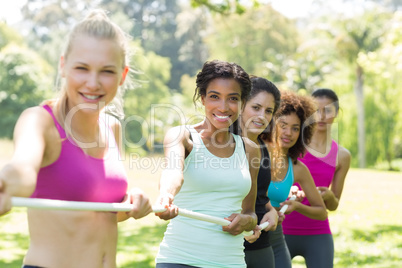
[264,91,328,268]
[154,60,260,268]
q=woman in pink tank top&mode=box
[0,10,152,268]
[283,88,351,268]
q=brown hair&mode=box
[272,90,316,163]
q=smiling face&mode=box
[61,34,128,114]
[314,96,337,131]
[201,78,242,130]
[241,91,276,139]
[276,112,301,151]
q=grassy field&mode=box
[0,139,401,267]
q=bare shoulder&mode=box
[242,136,260,159]
[337,145,351,168]
[164,125,192,150]
[165,125,190,140]
[16,106,54,132]
[20,106,52,120]
[13,106,56,159]
[338,146,351,162]
[293,160,311,181]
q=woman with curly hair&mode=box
[264,91,327,268]
[283,88,351,268]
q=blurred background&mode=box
[1,0,402,171]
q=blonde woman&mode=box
[0,10,152,268]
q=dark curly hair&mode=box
[193,60,251,105]
[273,91,316,163]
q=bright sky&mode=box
[0,0,320,25]
[270,0,314,18]
[0,0,26,24]
[1,0,357,26]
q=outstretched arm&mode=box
[154,126,189,220]
[0,107,49,215]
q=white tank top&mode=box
[156,125,251,267]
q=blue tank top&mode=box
[267,157,294,207]
[156,125,251,268]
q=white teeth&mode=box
[82,94,100,100]
[254,122,263,126]
[215,115,229,119]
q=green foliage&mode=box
[333,11,391,63]
[173,6,209,91]
[20,0,91,42]
[190,0,260,15]
[270,39,337,92]
[3,0,401,167]
[205,5,299,80]
[100,0,186,90]
[0,23,24,50]
[310,8,396,167]
[0,44,53,138]
[356,11,402,169]
[123,43,172,153]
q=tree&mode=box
[21,0,91,42]
[0,44,53,138]
[328,10,391,168]
[99,0,185,90]
[0,22,24,49]
[205,4,299,80]
[123,42,172,153]
[266,38,337,92]
[357,11,402,169]
[190,0,260,15]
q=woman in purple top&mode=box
[283,88,351,268]
[0,10,152,268]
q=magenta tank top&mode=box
[282,140,338,235]
[31,105,128,203]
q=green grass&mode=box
[0,139,401,267]
[373,158,402,172]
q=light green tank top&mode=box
[156,125,252,267]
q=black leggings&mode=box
[269,225,292,268]
[245,246,275,268]
[22,266,44,268]
[285,233,334,268]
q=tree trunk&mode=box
[355,64,366,168]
